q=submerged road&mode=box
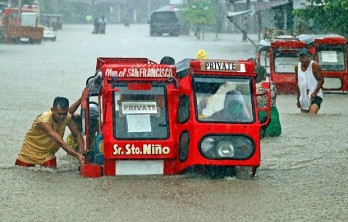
[0,24,347,221]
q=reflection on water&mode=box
[0,25,347,221]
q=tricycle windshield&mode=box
[317,46,345,71]
[274,51,299,73]
[194,76,254,123]
[113,84,168,139]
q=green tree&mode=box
[183,0,219,40]
[293,0,348,37]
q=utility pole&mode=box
[241,0,251,41]
[18,0,21,24]
[257,0,262,42]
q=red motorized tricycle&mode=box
[256,33,307,94]
[297,34,348,93]
[79,57,271,178]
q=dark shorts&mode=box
[311,96,323,109]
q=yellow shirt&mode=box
[17,111,71,165]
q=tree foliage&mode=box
[183,0,219,26]
[182,0,219,39]
[293,0,348,36]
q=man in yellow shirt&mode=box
[15,97,85,168]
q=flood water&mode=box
[0,25,347,221]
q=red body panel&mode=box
[309,36,348,92]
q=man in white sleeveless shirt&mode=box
[295,48,324,114]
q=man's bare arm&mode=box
[68,97,82,114]
[37,122,85,165]
[294,64,300,98]
[312,62,324,96]
[68,121,85,153]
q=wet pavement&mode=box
[0,24,347,221]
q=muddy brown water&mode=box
[0,25,347,221]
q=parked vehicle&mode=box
[79,57,271,178]
[297,34,348,93]
[255,32,307,94]
[42,13,63,31]
[0,7,43,44]
[149,11,180,36]
[256,29,348,94]
[41,25,56,41]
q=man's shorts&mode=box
[15,157,57,168]
[311,96,323,109]
[15,159,35,167]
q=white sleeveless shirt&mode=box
[297,61,323,110]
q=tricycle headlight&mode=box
[201,137,216,158]
[216,141,234,157]
[199,135,254,160]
